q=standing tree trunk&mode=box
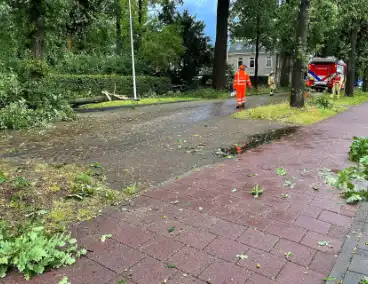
[345,28,358,97]
[115,0,123,55]
[280,51,291,87]
[363,66,368,92]
[138,0,143,26]
[290,0,309,108]
[254,15,260,89]
[212,0,230,90]
[29,0,45,59]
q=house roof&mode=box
[228,42,267,54]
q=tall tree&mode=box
[337,0,368,96]
[115,0,123,55]
[29,0,45,59]
[231,0,277,89]
[290,0,309,108]
[212,0,230,90]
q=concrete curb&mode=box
[327,202,368,284]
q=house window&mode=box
[266,56,272,68]
[249,57,255,68]
[238,58,243,67]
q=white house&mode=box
[227,41,278,77]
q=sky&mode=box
[179,0,218,43]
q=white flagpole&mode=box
[128,0,137,100]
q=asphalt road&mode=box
[1,93,291,190]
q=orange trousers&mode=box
[235,86,246,105]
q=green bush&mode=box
[0,72,22,107]
[0,98,75,130]
[55,53,148,75]
[349,136,368,162]
[45,74,172,99]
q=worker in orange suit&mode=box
[233,65,252,109]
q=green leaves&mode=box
[100,234,112,243]
[168,226,176,233]
[58,276,71,284]
[349,136,368,162]
[317,241,330,247]
[276,168,287,176]
[250,184,264,199]
[0,226,86,280]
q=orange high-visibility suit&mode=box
[233,66,252,107]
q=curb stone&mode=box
[327,202,368,284]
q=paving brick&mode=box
[129,257,176,284]
[208,219,247,239]
[349,253,368,275]
[309,198,342,213]
[339,204,358,218]
[212,193,242,207]
[143,188,173,201]
[199,260,252,284]
[236,213,273,231]
[237,248,286,279]
[318,210,352,227]
[166,191,201,207]
[85,238,144,273]
[260,195,292,210]
[15,258,117,284]
[267,209,298,224]
[277,262,325,284]
[301,231,343,254]
[174,227,217,250]
[328,224,350,241]
[267,221,307,243]
[244,273,275,284]
[185,186,220,200]
[271,239,316,267]
[107,276,136,284]
[242,202,272,216]
[140,235,184,261]
[181,198,219,213]
[237,228,279,252]
[309,251,336,275]
[181,210,218,229]
[295,215,331,234]
[210,205,245,222]
[205,237,249,263]
[167,271,206,284]
[178,178,219,190]
[169,246,215,277]
[300,206,323,218]
[147,220,189,238]
[111,223,155,248]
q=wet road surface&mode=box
[1,93,291,190]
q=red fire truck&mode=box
[306,57,347,92]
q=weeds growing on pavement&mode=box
[250,184,264,198]
[0,159,132,279]
[0,224,87,280]
[321,136,368,204]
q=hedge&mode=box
[45,74,172,99]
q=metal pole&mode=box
[128,0,137,100]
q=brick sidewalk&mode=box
[4,103,368,284]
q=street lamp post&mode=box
[128,0,137,100]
